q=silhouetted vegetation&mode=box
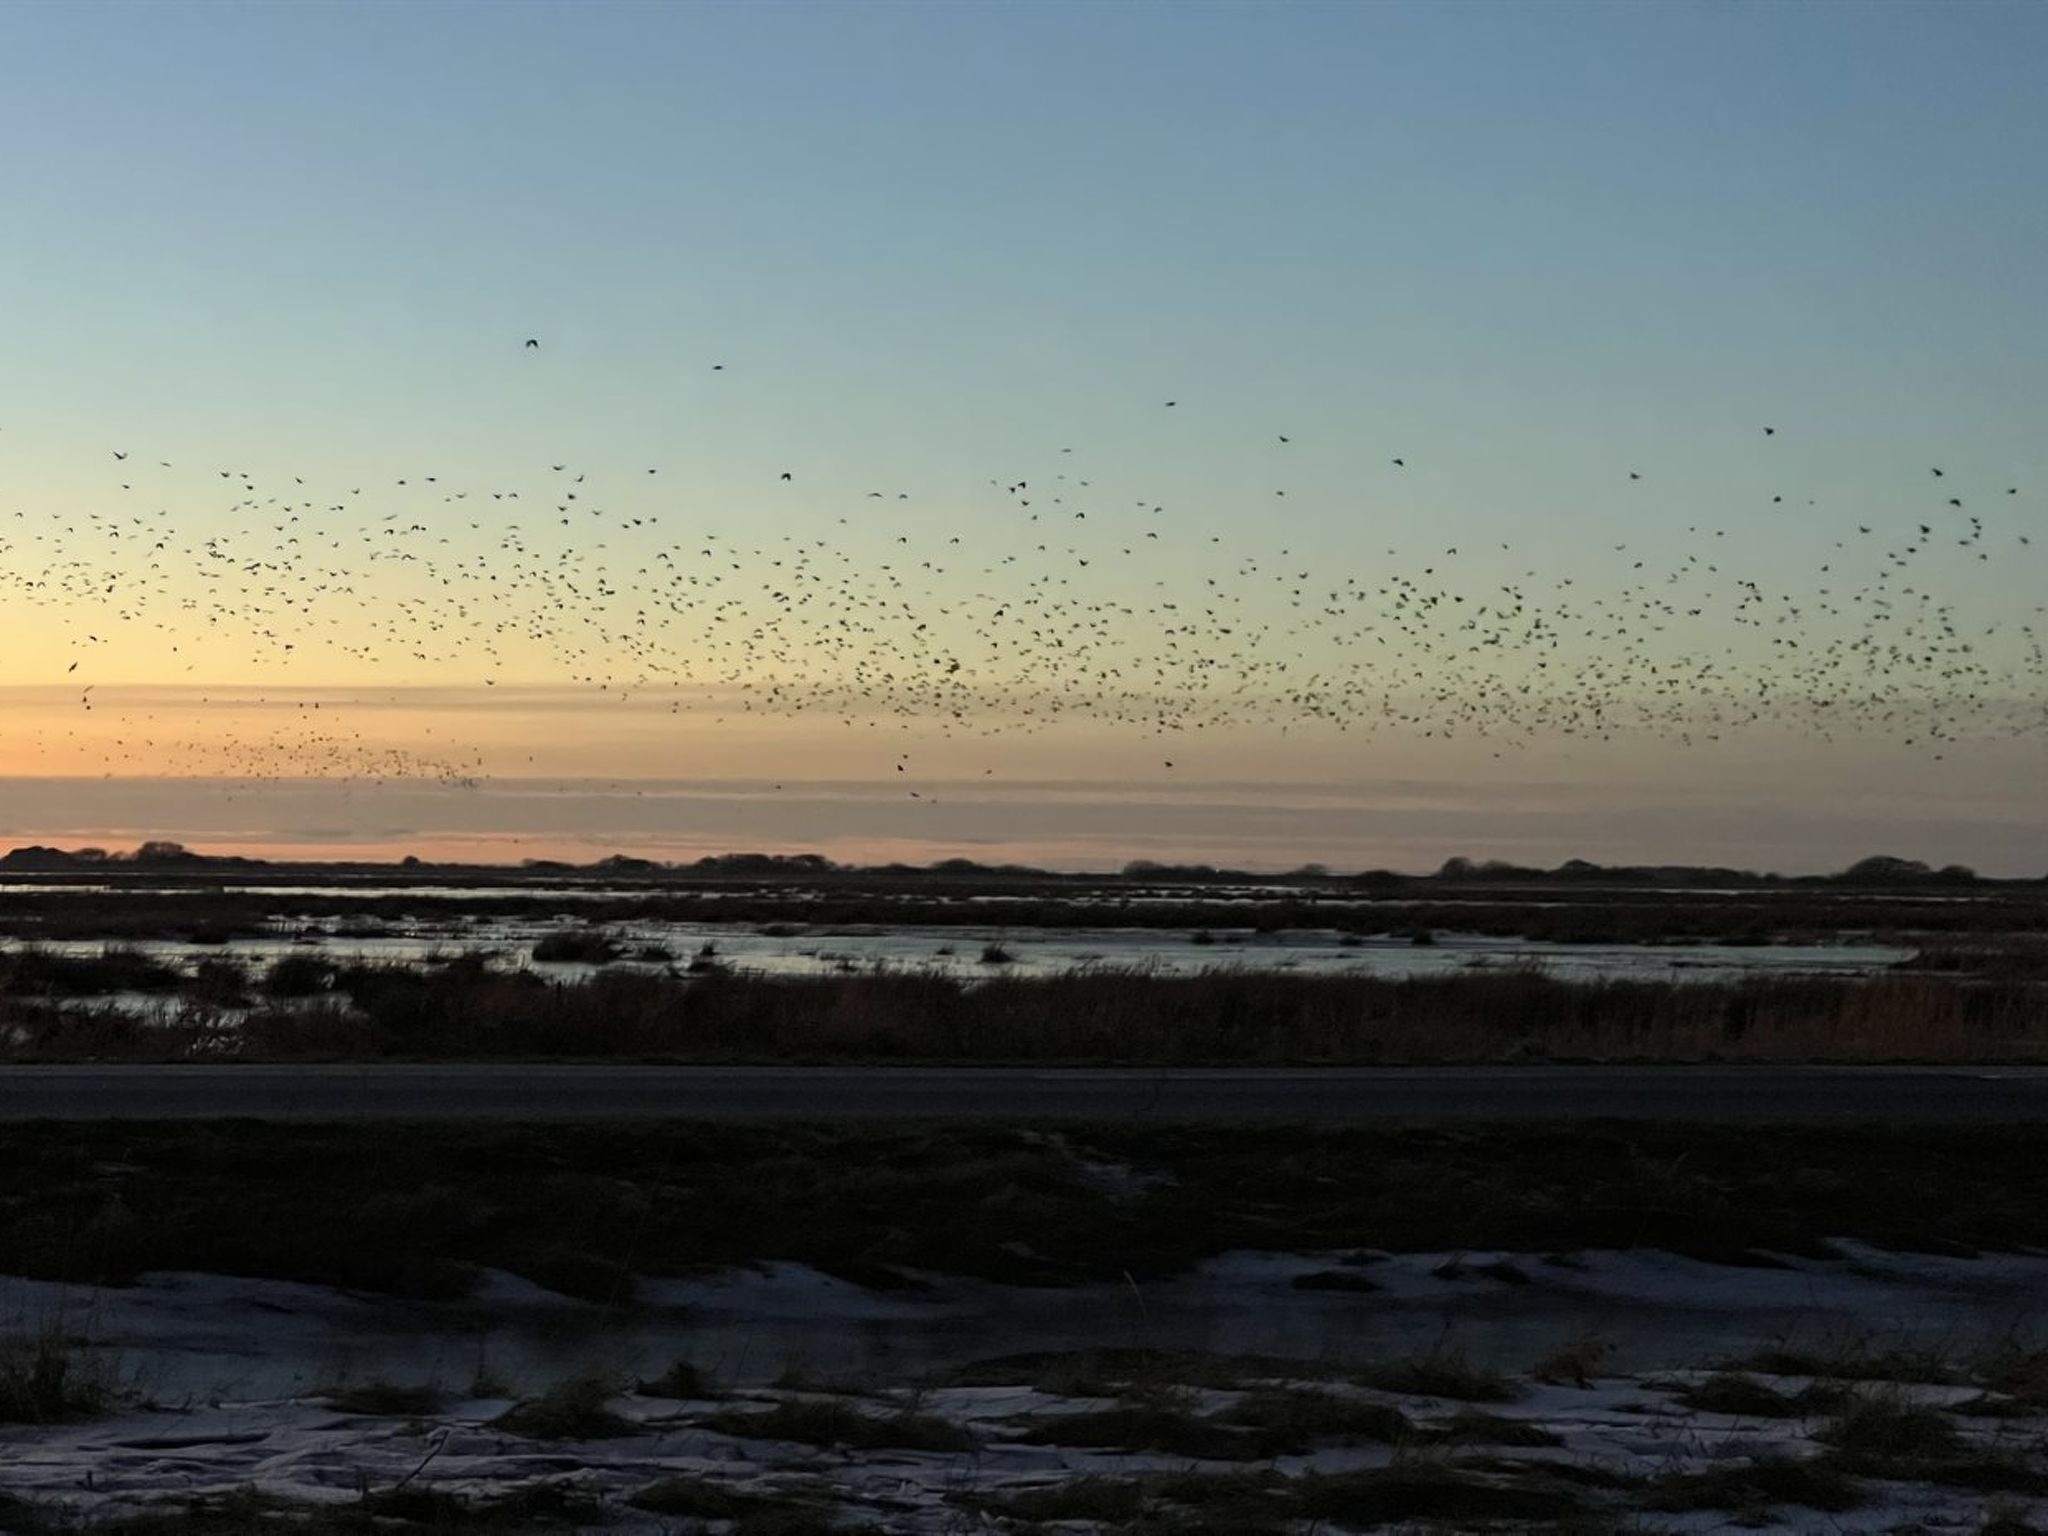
[1,855,2044,952]
[10,1120,2048,1298]
[2,959,2041,1064]
[529,929,620,964]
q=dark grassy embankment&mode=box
[4,961,2044,1063]
[1,878,2045,944]
[5,1120,2048,1299]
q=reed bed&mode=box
[2,882,2045,945]
[1,961,2042,1064]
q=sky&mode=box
[0,0,2043,872]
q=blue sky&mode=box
[0,1,2043,869]
[7,0,2043,471]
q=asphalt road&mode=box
[1,1064,2046,1122]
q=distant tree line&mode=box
[0,842,2017,884]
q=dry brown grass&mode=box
[3,961,2041,1064]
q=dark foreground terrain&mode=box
[7,1118,2048,1299]
[9,1120,2048,1533]
[8,1061,2048,1123]
[3,855,2046,945]
[6,962,2048,1064]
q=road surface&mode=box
[2,1064,2046,1122]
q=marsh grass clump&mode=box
[263,953,336,997]
[1640,1454,1863,1514]
[492,1375,637,1439]
[1817,1392,1966,1462]
[978,941,1014,964]
[1294,1460,1587,1525]
[187,956,251,1005]
[0,944,182,997]
[321,1381,444,1417]
[1145,1469,1293,1509]
[954,1347,1327,1397]
[976,1470,1294,1531]
[637,1358,712,1399]
[705,1396,976,1453]
[530,929,620,964]
[0,1325,109,1423]
[1013,1402,1267,1461]
[1977,1340,2048,1407]
[1216,1387,1414,1447]
[1434,1407,1564,1447]
[1357,1346,1521,1403]
[1740,1340,1960,1385]
[1981,1499,2046,1535]
[1675,1372,1849,1418]
[626,1477,793,1520]
[974,1477,1149,1523]
[509,1245,635,1305]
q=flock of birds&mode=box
[1,353,2042,792]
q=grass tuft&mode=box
[1294,1461,1587,1524]
[1640,1454,1863,1514]
[1982,1499,2045,1536]
[1216,1387,1414,1447]
[321,1382,444,1417]
[1674,1371,1849,1418]
[1013,1403,1267,1461]
[704,1396,977,1452]
[1818,1391,1965,1461]
[1740,1341,1959,1385]
[530,929,619,964]
[1434,1407,1563,1446]
[1357,1346,1521,1403]
[975,1477,1148,1522]
[0,1325,110,1424]
[626,1477,797,1520]
[637,1357,712,1399]
[492,1375,638,1439]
